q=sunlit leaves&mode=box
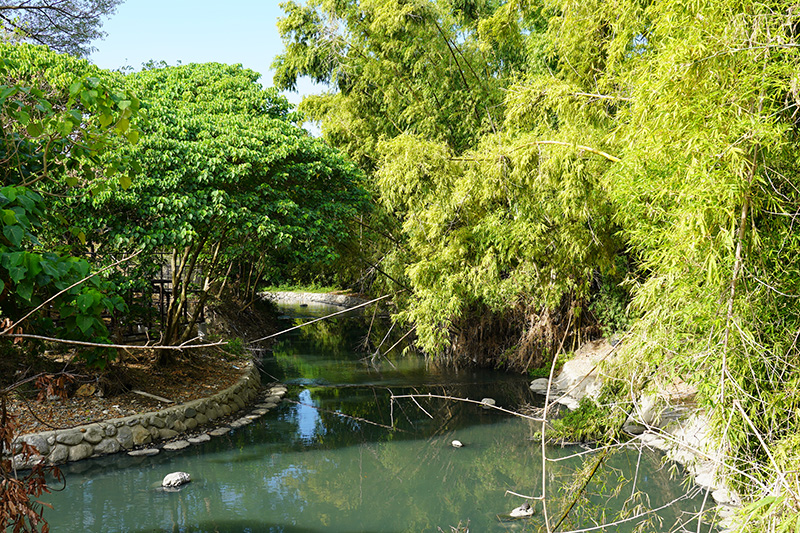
[74,62,368,344]
[0,43,143,192]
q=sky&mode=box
[89,0,323,107]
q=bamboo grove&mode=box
[274,0,800,529]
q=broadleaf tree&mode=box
[79,62,369,350]
[0,43,140,363]
[0,42,138,533]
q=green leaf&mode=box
[76,292,95,312]
[26,121,44,137]
[744,495,781,513]
[1,209,17,225]
[76,313,95,333]
[16,109,30,125]
[0,85,17,102]
[59,119,74,136]
[119,175,132,190]
[69,81,83,96]
[24,253,42,277]
[40,259,59,277]
[16,281,33,301]
[3,224,24,247]
[98,113,113,128]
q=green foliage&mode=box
[0,185,125,348]
[278,0,800,526]
[589,256,633,337]
[0,43,141,194]
[547,398,624,444]
[274,0,527,165]
[223,337,245,358]
[0,44,139,366]
[78,62,369,345]
[260,282,344,294]
[276,1,620,361]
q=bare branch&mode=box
[1,332,226,351]
[0,249,143,337]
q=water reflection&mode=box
[40,302,716,532]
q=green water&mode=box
[40,304,716,532]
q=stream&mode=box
[40,303,717,532]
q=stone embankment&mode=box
[10,364,285,469]
[261,291,367,308]
[530,339,739,529]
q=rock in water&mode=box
[509,503,534,518]
[451,440,463,448]
[480,398,496,409]
[162,472,191,488]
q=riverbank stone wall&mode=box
[10,364,280,468]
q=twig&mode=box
[573,92,632,102]
[452,140,621,164]
[734,399,798,502]
[548,329,632,411]
[542,312,574,532]
[382,328,415,356]
[555,489,700,533]
[283,399,406,432]
[390,393,543,422]
[2,333,226,351]
[505,489,544,501]
[130,390,173,404]
[411,396,434,419]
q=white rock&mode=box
[162,472,191,488]
[480,398,496,409]
[509,503,534,518]
[556,396,580,411]
[451,440,463,448]
[529,378,555,395]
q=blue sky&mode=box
[90,0,321,106]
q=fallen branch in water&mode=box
[389,393,544,422]
[283,399,407,433]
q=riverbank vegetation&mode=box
[0,32,368,532]
[2,0,800,529]
[274,0,800,529]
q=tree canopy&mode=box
[0,0,123,57]
[80,62,369,346]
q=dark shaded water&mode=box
[40,303,716,532]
